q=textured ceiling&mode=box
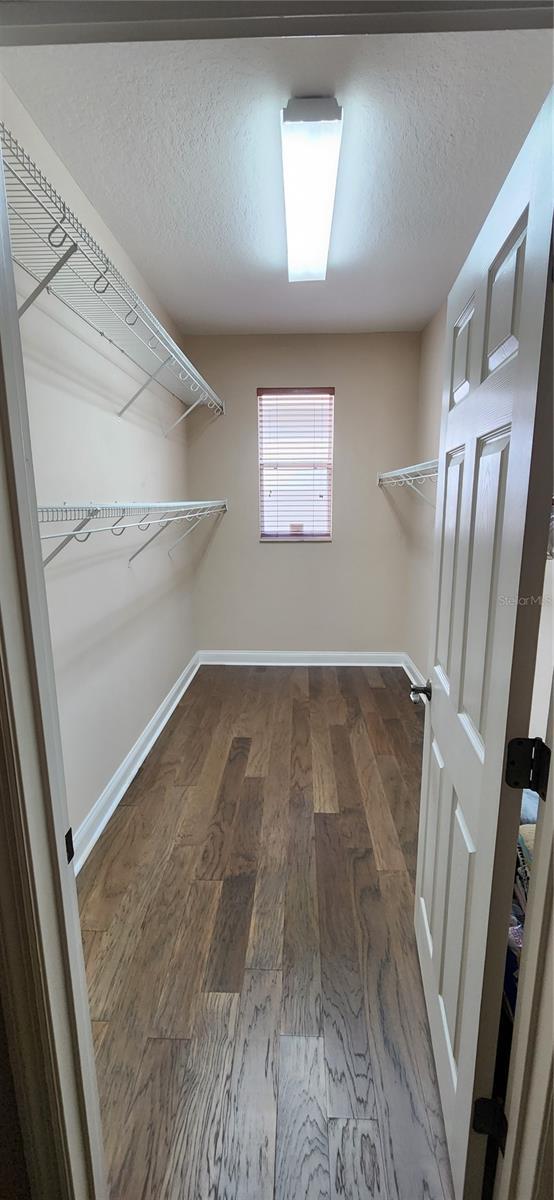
[0,33,550,334]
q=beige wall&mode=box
[1,79,201,834]
[404,304,447,676]
[186,332,420,654]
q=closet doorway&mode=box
[0,17,552,1200]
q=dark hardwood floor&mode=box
[77,666,454,1199]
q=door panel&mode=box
[451,299,474,404]
[436,454,465,684]
[421,737,444,941]
[459,432,510,737]
[440,801,475,1066]
[482,213,527,377]
[431,762,455,984]
[415,93,552,1199]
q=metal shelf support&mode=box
[42,512,97,567]
[18,241,77,318]
[164,393,205,436]
[118,355,172,417]
[167,515,203,554]
[128,513,170,565]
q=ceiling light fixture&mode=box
[280,96,343,283]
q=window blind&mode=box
[258,388,334,540]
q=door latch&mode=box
[410,680,432,703]
[505,737,551,801]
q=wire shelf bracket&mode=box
[37,501,227,566]
[377,459,439,506]
[164,394,205,436]
[127,513,172,565]
[18,240,77,318]
[42,511,98,568]
[1,122,225,420]
[118,355,172,417]
[167,515,203,555]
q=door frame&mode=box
[494,676,553,1200]
[0,12,551,1200]
[492,263,553,1200]
[490,240,553,1200]
[0,1,551,46]
[0,146,107,1197]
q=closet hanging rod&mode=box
[37,501,227,567]
[377,458,439,505]
[0,123,224,418]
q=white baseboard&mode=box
[74,647,425,873]
[198,649,414,670]
[199,650,428,687]
[73,652,201,873]
[401,654,426,685]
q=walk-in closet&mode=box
[0,13,552,1200]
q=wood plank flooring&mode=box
[78,666,453,1199]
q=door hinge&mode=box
[65,827,74,865]
[505,736,551,801]
[473,1097,508,1155]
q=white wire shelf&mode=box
[38,500,227,566]
[378,459,439,505]
[378,466,554,551]
[0,122,224,420]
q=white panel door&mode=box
[415,93,552,1200]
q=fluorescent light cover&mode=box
[281,96,343,283]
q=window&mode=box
[258,387,334,541]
